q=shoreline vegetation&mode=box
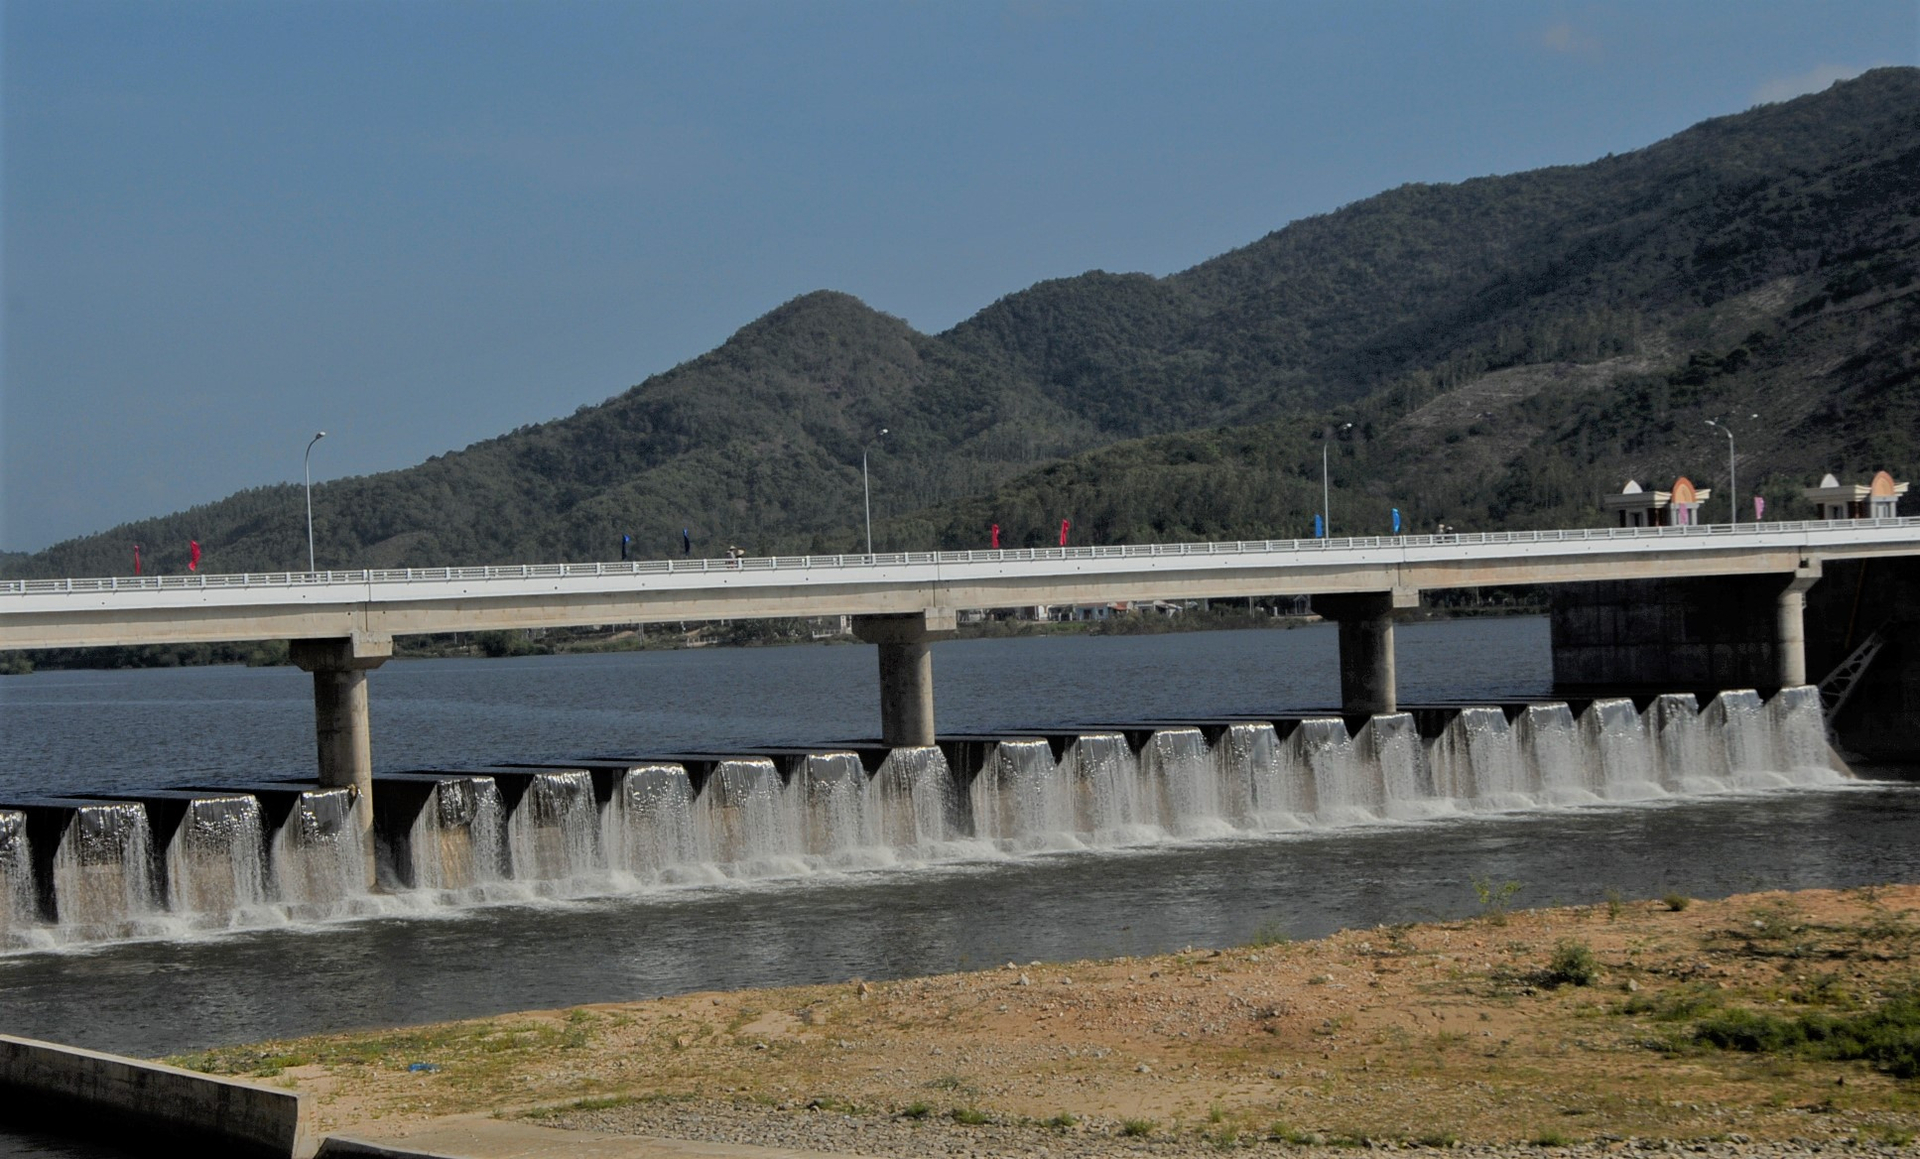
[0,591,1545,675]
[168,885,1920,1154]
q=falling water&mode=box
[268,788,366,914]
[1705,691,1784,788]
[1358,714,1436,819]
[50,803,159,937]
[1070,733,1153,843]
[606,765,703,884]
[1579,699,1664,800]
[1,810,33,944]
[968,739,1076,850]
[1648,694,1716,793]
[1429,707,1528,808]
[1214,723,1278,825]
[1293,719,1371,825]
[1769,686,1834,780]
[3,685,1852,945]
[406,777,507,892]
[505,771,600,884]
[165,794,269,919]
[794,752,872,862]
[1139,728,1229,838]
[870,746,960,853]
[696,759,803,874]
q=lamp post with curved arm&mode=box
[863,428,889,555]
[1704,414,1758,524]
[304,431,327,571]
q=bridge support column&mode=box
[290,632,392,888]
[852,610,957,747]
[1777,563,1822,688]
[1312,589,1420,715]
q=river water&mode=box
[0,617,1915,1068]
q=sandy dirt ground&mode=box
[175,886,1920,1154]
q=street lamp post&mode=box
[1704,414,1758,524]
[862,428,889,555]
[304,431,327,571]
[1322,423,1352,537]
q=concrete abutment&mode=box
[290,632,391,889]
[852,610,957,747]
[1311,589,1420,715]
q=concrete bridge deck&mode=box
[6,518,1919,649]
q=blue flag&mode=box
[1392,508,1401,535]
[682,528,691,555]
[1313,514,1324,539]
[620,533,631,561]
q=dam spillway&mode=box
[0,686,1844,950]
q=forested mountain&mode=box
[10,68,1917,579]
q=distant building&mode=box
[1802,470,1909,520]
[1600,477,1711,528]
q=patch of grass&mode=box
[1267,1121,1320,1145]
[1662,891,1692,912]
[1045,1112,1078,1130]
[1692,994,1920,1078]
[1121,1117,1157,1137]
[1604,888,1624,921]
[1541,940,1599,988]
[1419,1130,1460,1147]
[900,1102,931,1120]
[950,1106,990,1126]
[522,1095,637,1120]
[1530,1127,1573,1146]
[1472,876,1524,924]
[1246,918,1290,948]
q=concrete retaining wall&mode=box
[0,1033,312,1158]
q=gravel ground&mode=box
[555,1099,1918,1157]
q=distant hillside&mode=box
[10,68,1917,580]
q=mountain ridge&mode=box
[10,68,1916,579]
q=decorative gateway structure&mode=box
[1600,477,1710,528]
[1802,470,1910,520]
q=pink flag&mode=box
[990,523,1000,549]
[133,544,142,576]
[1058,519,1071,547]
[189,540,201,572]
[1753,496,1765,521]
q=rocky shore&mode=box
[176,886,1920,1155]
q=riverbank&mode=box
[172,885,1920,1154]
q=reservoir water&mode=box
[1,617,1915,1067]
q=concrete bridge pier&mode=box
[852,609,957,747]
[290,631,392,888]
[1777,563,1822,687]
[1312,589,1420,715]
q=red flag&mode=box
[1058,519,1071,547]
[990,523,1000,550]
[133,544,142,576]
[189,540,201,572]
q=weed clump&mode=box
[1692,995,1920,1078]
[1662,891,1692,911]
[1541,940,1600,988]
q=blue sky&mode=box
[3,1,1915,552]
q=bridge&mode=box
[8,516,1920,879]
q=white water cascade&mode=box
[165,794,269,919]
[6,686,1851,947]
[407,776,507,892]
[268,788,368,915]
[51,803,159,938]
[0,809,33,945]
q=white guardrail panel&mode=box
[3,518,1919,614]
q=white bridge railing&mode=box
[6,517,1918,598]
